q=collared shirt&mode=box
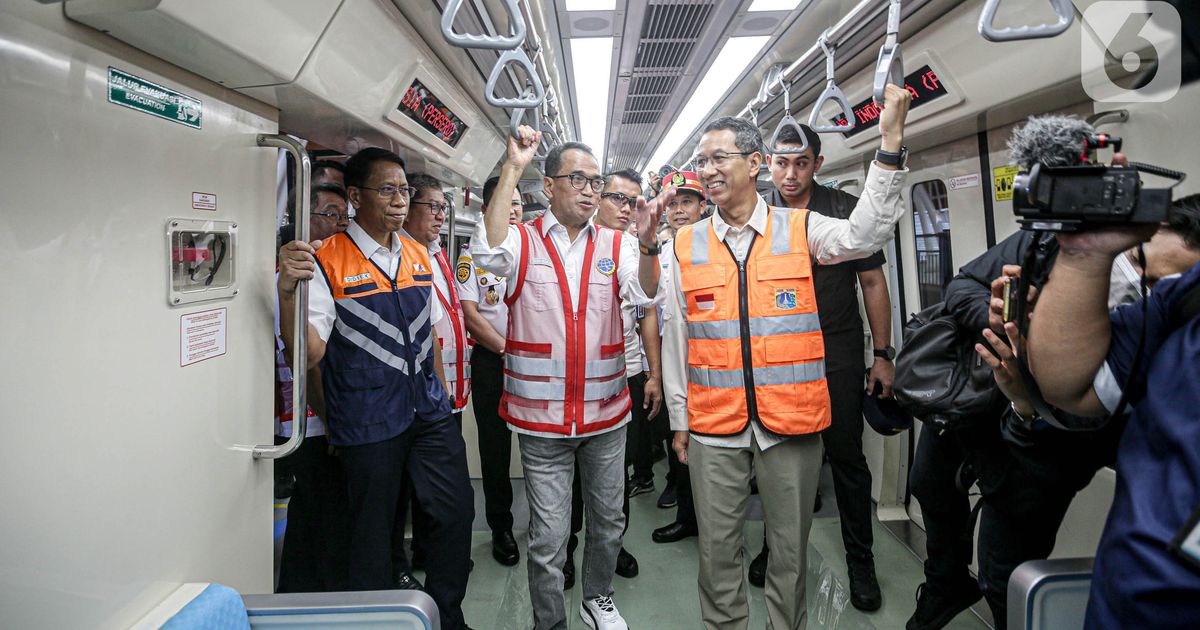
[663,162,907,450]
[456,244,509,336]
[309,221,443,342]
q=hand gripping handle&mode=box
[441,0,527,50]
[508,97,541,140]
[809,34,856,133]
[487,48,546,109]
[978,0,1073,42]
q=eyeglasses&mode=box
[358,184,416,199]
[411,201,449,216]
[312,210,351,222]
[692,151,756,171]
[550,172,605,193]
[600,192,637,209]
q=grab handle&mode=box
[441,0,527,50]
[978,0,1073,42]
[254,133,310,461]
[873,0,904,104]
[808,33,856,133]
[486,48,545,109]
[767,82,809,155]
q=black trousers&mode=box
[909,412,1121,630]
[626,372,655,483]
[393,412,462,574]
[821,368,876,563]
[275,434,350,593]
[340,415,474,630]
[472,346,516,533]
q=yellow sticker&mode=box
[455,261,471,283]
[993,165,1020,202]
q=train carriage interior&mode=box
[1,0,1198,628]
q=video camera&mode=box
[1012,134,1184,231]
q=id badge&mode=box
[1169,505,1200,573]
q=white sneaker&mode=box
[580,595,629,630]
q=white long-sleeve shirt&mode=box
[662,163,907,451]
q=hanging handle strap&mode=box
[978,0,1073,42]
[768,81,809,155]
[808,33,856,133]
[486,48,545,109]
[508,95,541,140]
[441,0,527,50]
[873,0,905,105]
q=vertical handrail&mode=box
[978,0,1073,42]
[254,134,310,460]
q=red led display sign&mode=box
[398,79,469,148]
[831,65,948,138]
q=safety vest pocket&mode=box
[687,339,730,367]
[333,366,391,391]
[754,254,811,281]
[588,276,614,310]
[526,280,561,312]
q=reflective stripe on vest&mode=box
[500,217,632,436]
[675,206,831,436]
[433,250,472,409]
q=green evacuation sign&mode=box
[107,67,202,129]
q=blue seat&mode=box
[1008,557,1093,630]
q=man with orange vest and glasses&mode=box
[390,173,473,589]
[278,147,474,629]
[472,126,672,630]
[663,83,911,630]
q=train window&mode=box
[911,180,953,308]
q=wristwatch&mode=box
[874,145,908,169]
[639,241,660,256]
[873,346,896,361]
[1010,401,1041,427]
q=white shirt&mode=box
[621,300,646,378]
[456,244,509,336]
[663,162,908,451]
[309,221,443,342]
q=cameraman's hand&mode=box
[976,322,1034,415]
[988,265,1038,335]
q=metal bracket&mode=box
[768,82,809,155]
[441,0,527,50]
[756,63,786,106]
[809,33,856,133]
[978,0,1073,42]
[486,48,545,109]
[873,0,904,104]
[1085,109,1129,128]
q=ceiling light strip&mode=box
[569,37,615,166]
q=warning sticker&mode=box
[192,192,217,211]
[948,173,980,191]
[993,165,1020,202]
[181,308,227,367]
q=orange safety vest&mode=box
[674,206,831,436]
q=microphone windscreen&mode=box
[1007,115,1096,170]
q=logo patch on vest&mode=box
[414,263,428,273]
[695,293,715,311]
[775,289,797,310]
[456,261,471,283]
[344,272,372,283]
[596,257,616,276]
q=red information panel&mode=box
[398,79,469,148]
[831,65,949,138]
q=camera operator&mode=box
[1028,192,1200,629]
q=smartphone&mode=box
[1002,278,1020,323]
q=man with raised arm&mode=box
[663,84,910,629]
[471,127,670,630]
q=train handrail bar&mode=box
[768,81,810,155]
[441,0,527,51]
[808,32,856,133]
[254,134,309,460]
[486,47,545,109]
[978,0,1073,43]
[873,0,904,105]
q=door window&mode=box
[911,180,953,308]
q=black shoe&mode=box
[905,579,982,630]
[848,559,882,612]
[615,547,639,578]
[748,546,768,588]
[563,554,576,590]
[656,484,678,509]
[652,521,698,543]
[627,478,654,498]
[491,530,519,566]
[395,572,423,591]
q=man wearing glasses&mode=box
[278,148,474,629]
[472,129,671,630]
[662,83,911,630]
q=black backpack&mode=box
[893,302,1001,430]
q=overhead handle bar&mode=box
[873,0,904,105]
[441,0,527,50]
[755,63,786,106]
[768,80,809,155]
[254,134,310,461]
[486,48,545,109]
[978,0,1073,42]
[808,32,856,133]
